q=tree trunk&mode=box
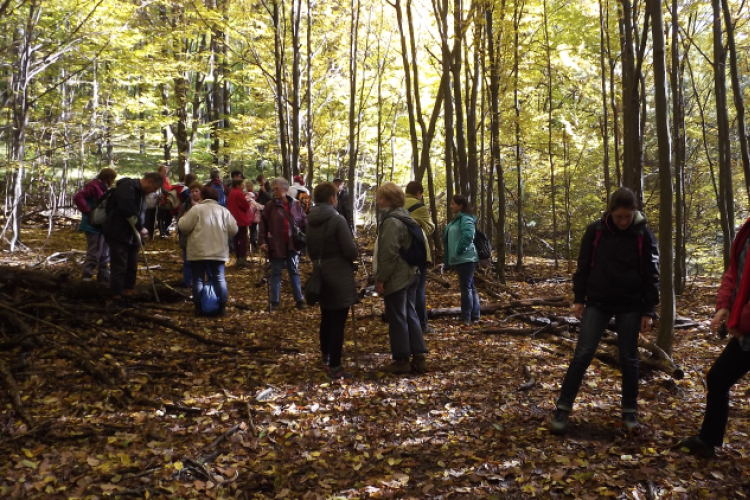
[650,0,675,355]
[291,0,302,176]
[347,0,359,231]
[273,0,290,179]
[598,0,611,198]
[544,0,557,269]
[713,0,735,268]
[513,0,523,272]
[670,0,686,295]
[452,0,469,198]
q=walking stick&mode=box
[265,253,272,314]
[351,305,359,370]
[127,217,160,303]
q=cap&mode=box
[333,177,344,183]
[293,175,303,183]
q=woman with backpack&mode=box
[73,167,117,283]
[374,182,428,374]
[443,195,480,327]
[550,187,659,435]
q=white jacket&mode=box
[288,182,309,201]
[178,199,238,262]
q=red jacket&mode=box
[227,188,251,226]
[259,196,307,258]
[717,220,750,314]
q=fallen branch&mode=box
[204,423,242,450]
[517,365,536,391]
[0,358,34,427]
[130,312,234,347]
[428,297,569,318]
[426,271,451,288]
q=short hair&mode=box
[201,186,219,201]
[451,194,473,214]
[377,182,405,208]
[184,173,198,185]
[405,181,423,196]
[245,180,255,189]
[270,178,289,190]
[157,164,168,174]
[608,187,638,212]
[313,182,337,204]
[188,181,202,191]
[231,170,243,179]
[210,169,221,180]
[143,172,165,187]
[256,174,266,183]
[333,177,344,184]
[98,168,117,184]
[231,178,244,189]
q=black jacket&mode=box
[104,178,146,245]
[336,189,352,228]
[573,211,660,316]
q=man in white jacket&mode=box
[178,185,238,316]
[288,175,309,201]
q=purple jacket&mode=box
[259,195,307,258]
[74,178,108,215]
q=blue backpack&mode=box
[206,182,227,207]
[382,215,427,267]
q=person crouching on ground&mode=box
[178,186,238,316]
[550,187,659,435]
[74,167,117,283]
[677,216,750,458]
[306,182,359,380]
[374,182,428,374]
[259,178,308,311]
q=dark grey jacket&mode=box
[103,178,146,246]
[306,203,358,309]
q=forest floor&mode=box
[0,225,748,499]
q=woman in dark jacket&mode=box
[551,187,659,435]
[306,183,359,380]
[678,217,750,457]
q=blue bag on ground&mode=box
[201,283,220,316]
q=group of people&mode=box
[75,170,750,455]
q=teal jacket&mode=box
[443,211,479,266]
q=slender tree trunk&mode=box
[392,0,419,170]
[670,0,686,295]
[598,0,611,198]
[347,0,359,230]
[273,0,290,178]
[513,0,523,272]
[650,0,675,355]
[291,0,302,176]
[452,0,469,197]
[466,23,481,207]
[306,0,314,184]
[713,0,734,267]
[544,0,557,269]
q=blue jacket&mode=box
[443,211,479,266]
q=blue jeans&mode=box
[556,305,641,413]
[416,262,428,329]
[455,262,480,322]
[270,250,303,304]
[191,261,228,305]
[182,248,192,287]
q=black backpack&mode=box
[382,215,427,267]
[474,230,492,260]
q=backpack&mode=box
[407,202,425,213]
[474,230,492,260]
[88,188,116,229]
[382,215,427,267]
[297,190,310,213]
[164,189,180,211]
[207,182,227,207]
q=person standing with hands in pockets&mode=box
[550,187,660,435]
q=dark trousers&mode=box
[144,208,157,239]
[384,275,427,360]
[556,306,641,413]
[455,261,480,322]
[700,336,750,446]
[191,261,228,305]
[107,239,139,296]
[158,206,172,236]
[234,226,249,259]
[320,307,350,368]
[249,224,258,249]
[416,263,428,330]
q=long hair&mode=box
[452,194,473,214]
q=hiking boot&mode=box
[623,412,639,431]
[380,359,412,374]
[462,319,471,327]
[97,269,110,283]
[269,303,280,312]
[296,300,308,310]
[550,409,570,435]
[678,435,717,458]
[327,366,352,380]
[411,354,428,374]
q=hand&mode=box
[260,244,268,253]
[375,281,385,295]
[711,308,730,335]
[573,303,584,320]
[140,228,148,238]
[641,316,654,333]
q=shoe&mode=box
[678,435,717,458]
[321,354,330,366]
[194,304,203,317]
[380,359,412,374]
[327,366,352,380]
[423,326,435,334]
[82,277,93,282]
[411,354,428,374]
[623,412,639,431]
[296,301,308,310]
[550,409,570,435]
[269,303,280,312]
[113,298,138,310]
[218,304,227,317]
[462,320,471,327]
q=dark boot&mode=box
[380,359,411,374]
[411,354,428,374]
[218,304,227,317]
